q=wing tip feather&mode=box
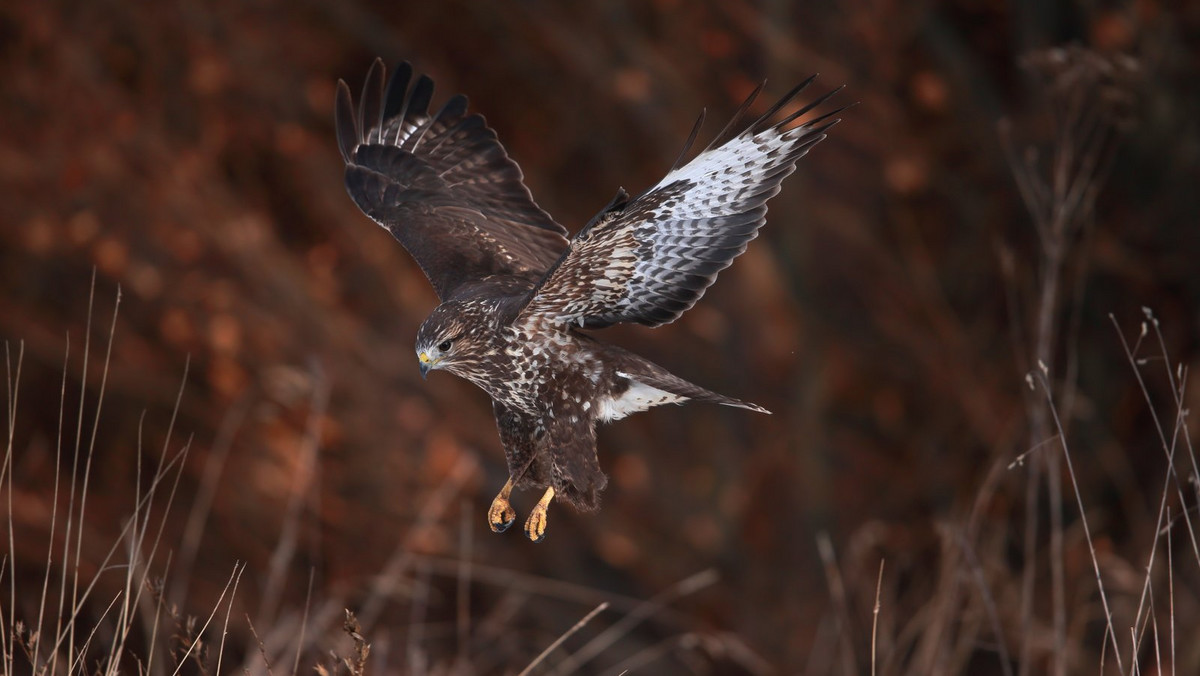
[704,81,766,152]
[668,109,707,174]
[358,58,386,145]
[749,73,818,133]
[382,61,415,122]
[334,79,359,163]
[775,87,850,133]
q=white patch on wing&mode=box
[519,86,833,330]
[606,126,807,323]
[596,376,686,422]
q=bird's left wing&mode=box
[520,78,843,328]
[336,60,570,300]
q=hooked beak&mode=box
[418,352,434,380]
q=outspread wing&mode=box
[336,60,570,300]
[520,78,844,328]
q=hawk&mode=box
[335,60,841,542]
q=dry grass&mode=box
[1,281,765,675]
[798,46,1197,676]
[2,2,1197,673]
[5,271,1196,673]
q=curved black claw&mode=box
[490,513,516,533]
[524,519,547,543]
[488,497,517,534]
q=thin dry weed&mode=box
[548,568,718,676]
[1000,45,1139,676]
[816,533,857,676]
[1,278,236,676]
[870,559,883,676]
[518,602,608,676]
[342,610,371,676]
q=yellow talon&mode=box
[487,478,517,533]
[524,487,555,543]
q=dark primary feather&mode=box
[336,60,569,300]
[520,78,844,329]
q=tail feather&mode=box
[605,344,771,415]
[631,367,771,415]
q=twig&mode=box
[953,531,1014,676]
[1128,407,1181,659]
[870,559,884,676]
[260,363,330,624]
[32,332,71,676]
[343,610,371,676]
[517,602,608,676]
[455,501,472,671]
[1167,509,1175,676]
[61,269,101,676]
[358,454,476,628]
[146,571,170,676]
[3,341,24,676]
[246,615,276,676]
[402,554,688,619]
[294,569,315,676]
[173,393,252,604]
[816,533,857,676]
[170,562,245,676]
[114,361,193,672]
[1002,47,1136,676]
[1006,433,1063,470]
[214,561,240,676]
[601,633,692,676]
[1147,313,1200,567]
[1111,312,1200,565]
[1031,371,1123,673]
[549,569,718,676]
[69,592,124,675]
[406,561,430,676]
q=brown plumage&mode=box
[335,60,842,541]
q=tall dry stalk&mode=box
[0,282,237,676]
[1000,46,1138,676]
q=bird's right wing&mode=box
[336,60,570,300]
[520,77,843,328]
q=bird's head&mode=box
[414,302,487,380]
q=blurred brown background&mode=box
[2,0,1199,674]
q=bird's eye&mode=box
[437,339,453,352]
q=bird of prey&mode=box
[335,60,841,542]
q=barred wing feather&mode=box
[521,79,843,328]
